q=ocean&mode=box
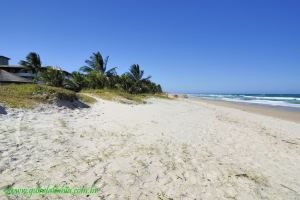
[188,94,300,108]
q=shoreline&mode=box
[189,97,300,123]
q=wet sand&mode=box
[191,97,300,124]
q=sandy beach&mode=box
[0,97,300,199]
[193,98,300,124]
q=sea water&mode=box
[189,94,300,108]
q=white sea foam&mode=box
[241,96,300,101]
[220,98,300,108]
[189,94,300,108]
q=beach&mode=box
[0,96,300,199]
[192,97,300,124]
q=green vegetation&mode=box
[19,52,43,77]
[79,52,117,76]
[0,52,167,108]
[0,84,77,108]
[81,89,170,104]
[157,192,174,200]
[37,67,68,87]
[19,51,163,94]
[77,94,97,104]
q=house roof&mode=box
[0,65,70,75]
[0,56,10,60]
[0,70,33,83]
[0,65,22,69]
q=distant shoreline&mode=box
[186,93,300,109]
[189,97,300,123]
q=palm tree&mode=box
[37,66,66,87]
[19,52,42,75]
[80,52,117,76]
[119,73,133,91]
[126,64,151,94]
[85,71,106,89]
[80,52,118,89]
[64,71,87,92]
[127,64,151,82]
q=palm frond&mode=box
[103,56,109,73]
[19,52,42,74]
[106,67,118,77]
[80,66,94,73]
[142,75,151,81]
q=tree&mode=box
[64,71,87,92]
[127,64,151,82]
[156,84,162,93]
[80,52,118,89]
[118,74,133,91]
[37,67,66,87]
[85,71,106,89]
[126,64,151,94]
[80,52,117,76]
[17,51,163,94]
[19,52,42,75]
[139,79,158,93]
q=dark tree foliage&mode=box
[37,67,67,87]
[64,71,86,92]
[20,51,163,94]
[19,52,42,74]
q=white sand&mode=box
[0,97,300,199]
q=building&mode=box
[0,56,10,65]
[0,54,70,83]
[0,69,33,83]
[0,65,35,80]
[0,55,34,83]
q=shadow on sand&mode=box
[55,100,90,109]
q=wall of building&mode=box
[0,57,9,65]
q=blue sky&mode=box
[0,0,299,93]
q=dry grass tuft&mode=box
[81,89,171,104]
[0,84,77,108]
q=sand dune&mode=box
[0,97,300,199]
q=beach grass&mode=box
[77,93,97,104]
[0,84,77,108]
[0,84,169,108]
[81,88,170,104]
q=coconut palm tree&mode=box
[80,52,117,76]
[127,64,151,82]
[80,52,118,89]
[37,66,66,87]
[64,71,87,92]
[85,71,106,89]
[19,52,42,75]
[119,73,133,91]
[125,64,152,94]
